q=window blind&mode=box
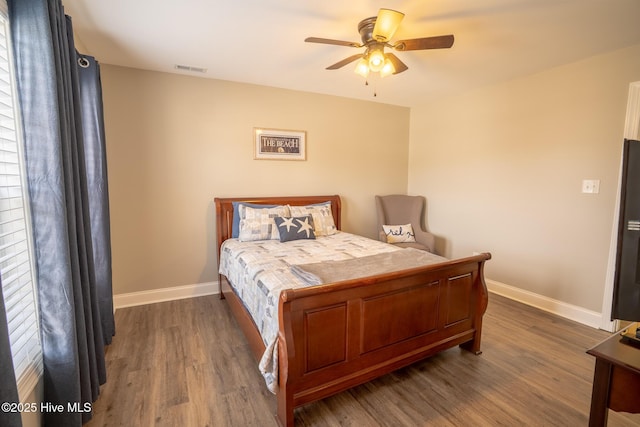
[0,2,43,399]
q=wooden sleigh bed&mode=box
[214,195,491,426]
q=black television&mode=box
[612,139,640,338]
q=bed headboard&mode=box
[214,195,342,260]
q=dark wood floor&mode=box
[86,293,640,426]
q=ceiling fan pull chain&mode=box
[364,79,377,96]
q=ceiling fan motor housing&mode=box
[358,17,378,45]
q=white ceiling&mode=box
[61,0,640,108]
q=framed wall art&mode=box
[254,128,306,160]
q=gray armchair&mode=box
[375,194,436,253]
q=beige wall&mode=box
[100,65,410,294]
[408,43,640,312]
[102,43,640,312]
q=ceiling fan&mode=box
[305,8,454,78]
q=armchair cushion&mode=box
[382,224,416,243]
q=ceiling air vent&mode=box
[174,64,207,73]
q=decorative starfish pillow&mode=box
[274,215,316,242]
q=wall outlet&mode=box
[582,179,600,194]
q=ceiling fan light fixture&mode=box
[368,49,385,72]
[354,58,370,77]
[380,58,395,78]
[372,8,404,41]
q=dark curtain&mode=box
[0,280,22,427]
[8,0,114,425]
[77,53,114,344]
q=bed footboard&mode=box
[276,253,490,427]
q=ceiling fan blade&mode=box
[372,8,404,41]
[305,37,362,48]
[326,54,363,70]
[385,53,408,75]
[393,35,454,51]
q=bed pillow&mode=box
[288,202,337,236]
[274,215,316,242]
[383,224,416,244]
[231,202,281,238]
[238,205,289,241]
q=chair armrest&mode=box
[413,228,436,253]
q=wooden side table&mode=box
[587,325,640,426]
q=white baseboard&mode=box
[487,279,604,329]
[113,281,219,310]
